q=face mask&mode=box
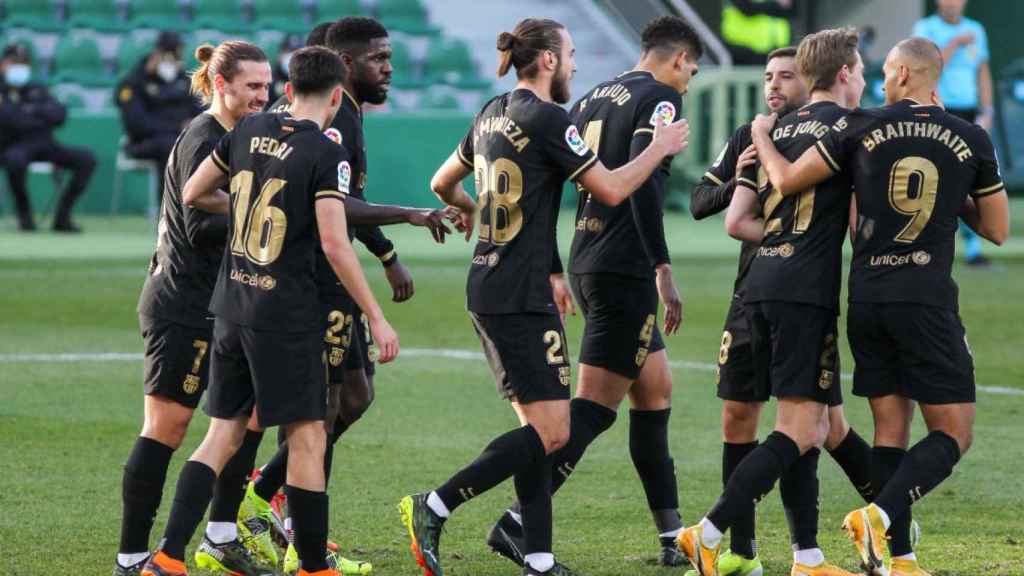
[279,53,292,75]
[157,60,179,83]
[5,64,30,87]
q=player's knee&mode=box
[287,424,327,458]
[142,412,192,450]
[538,421,570,455]
[722,401,760,442]
[824,414,849,451]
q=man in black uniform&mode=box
[0,43,96,232]
[116,31,202,208]
[748,37,1008,576]
[481,16,699,570]
[692,46,881,576]
[399,18,688,576]
[679,28,866,576]
[141,46,400,576]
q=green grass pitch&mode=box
[1,209,1022,575]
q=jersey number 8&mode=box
[474,156,524,244]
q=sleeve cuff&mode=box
[211,150,229,173]
[456,146,473,169]
[703,171,724,186]
[815,140,841,173]
[633,127,654,136]
[971,182,1005,197]
[737,176,757,188]
[568,154,599,182]
[315,190,347,201]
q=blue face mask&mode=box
[5,64,30,87]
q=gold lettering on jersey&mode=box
[248,136,295,161]
[583,82,633,107]
[229,268,277,290]
[757,243,794,258]
[475,116,530,153]
[869,250,932,267]
[860,121,973,161]
[772,120,830,141]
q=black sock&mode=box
[629,409,681,534]
[160,460,217,561]
[873,446,913,556]
[708,431,799,532]
[780,447,820,551]
[209,429,263,523]
[435,424,545,513]
[119,437,175,554]
[515,455,554,557]
[874,431,960,524]
[254,442,288,503]
[829,427,874,502]
[722,441,758,558]
[286,485,329,572]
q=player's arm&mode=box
[724,183,764,243]
[430,150,477,241]
[750,113,833,196]
[848,193,858,245]
[315,198,399,363]
[962,192,1010,245]
[181,142,229,245]
[691,141,756,220]
[578,118,689,207]
[182,155,230,213]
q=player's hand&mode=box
[655,264,683,335]
[368,316,399,363]
[407,208,452,244]
[384,259,414,302]
[751,113,777,137]
[734,144,758,181]
[550,273,576,324]
[445,205,476,242]
[653,118,689,157]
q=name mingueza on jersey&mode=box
[856,118,974,162]
[474,115,530,153]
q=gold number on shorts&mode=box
[474,156,524,244]
[229,170,288,265]
[718,331,733,365]
[325,310,351,346]
[888,156,939,243]
[543,330,565,365]
[639,314,655,344]
[190,339,209,375]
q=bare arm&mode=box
[977,62,994,130]
[577,118,688,207]
[724,184,764,243]
[315,199,399,362]
[182,156,230,212]
[968,191,1010,245]
[848,193,858,245]
[430,151,477,240]
[751,127,834,198]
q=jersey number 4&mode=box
[229,170,288,265]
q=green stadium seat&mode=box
[193,0,252,33]
[117,35,155,74]
[129,0,189,30]
[251,0,312,32]
[388,38,426,90]
[52,35,112,86]
[422,90,459,110]
[376,0,438,35]
[317,0,364,19]
[3,0,65,32]
[425,37,487,88]
[68,0,131,32]
[50,82,89,109]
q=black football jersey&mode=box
[138,113,229,328]
[567,71,680,279]
[208,112,351,332]
[457,89,598,314]
[695,122,759,297]
[817,99,1004,310]
[742,101,851,310]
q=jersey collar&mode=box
[342,88,361,116]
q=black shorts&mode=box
[715,296,764,403]
[346,308,377,376]
[848,302,975,404]
[469,312,571,404]
[570,273,665,380]
[206,317,327,428]
[746,301,843,406]
[140,314,212,409]
[321,295,356,385]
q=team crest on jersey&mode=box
[338,161,351,194]
[324,127,342,145]
[649,101,676,127]
[565,125,589,156]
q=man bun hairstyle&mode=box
[496,18,565,79]
[326,16,389,54]
[288,45,346,96]
[796,27,860,92]
[190,40,267,105]
[641,15,704,61]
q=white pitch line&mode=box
[0,348,1021,397]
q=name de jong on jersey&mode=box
[138,113,229,328]
[208,112,351,332]
[456,89,597,314]
[741,101,851,310]
[816,98,1004,310]
[568,70,680,278]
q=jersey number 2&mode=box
[229,170,288,265]
[474,156,524,244]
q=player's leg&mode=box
[824,405,874,502]
[869,394,915,566]
[117,316,207,574]
[284,419,332,573]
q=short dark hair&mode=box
[641,16,703,60]
[306,22,334,47]
[288,46,346,96]
[767,46,797,62]
[326,16,388,54]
